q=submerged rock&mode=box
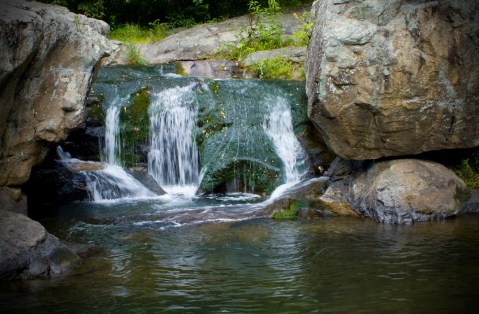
[322,159,470,224]
[306,0,479,159]
[0,0,113,206]
[0,210,81,280]
[259,177,358,219]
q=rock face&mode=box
[0,0,113,207]
[306,0,479,160]
[0,210,81,280]
[322,159,469,224]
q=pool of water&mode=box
[2,194,479,313]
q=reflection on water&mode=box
[1,197,479,313]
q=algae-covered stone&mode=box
[196,79,311,194]
[119,87,151,166]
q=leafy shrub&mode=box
[221,0,294,61]
[292,11,313,46]
[457,152,479,188]
[248,56,304,80]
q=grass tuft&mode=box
[109,23,170,44]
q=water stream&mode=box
[103,103,121,166]
[10,66,479,312]
[148,84,200,195]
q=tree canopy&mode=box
[40,0,314,27]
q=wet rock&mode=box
[178,60,240,79]
[461,189,479,214]
[0,210,81,280]
[197,79,309,194]
[0,0,113,206]
[127,166,166,195]
[258,177,358,218]
[306,0,479,159]
[25,160,90,209]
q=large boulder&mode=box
[0,0,113,207]
[305,0,479,160]
[0,210,81,280]
[321,159,469,224]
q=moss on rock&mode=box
[272,199,305,220]
[119,87,151,167]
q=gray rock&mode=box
[461,189,479,214]
[127,167,166,195]
[0,210,81,280]
[0,187,27,215]
[178,59,240,79]
[243,47,306,66]
[0,0,113,205]
[321,159,470,224]
[305,0,479,160]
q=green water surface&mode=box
[1,199,479,313]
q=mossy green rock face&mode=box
[119,87,151,166]
[89,65,312,194]
[196,79,310,194]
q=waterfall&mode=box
[148,84,199,195]
[263,95,306,198]
[103,104,121,165]
[82,165,157,201]
[57,147,157,201]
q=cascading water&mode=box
[148,84,200,195]
[263,95,307,199]
[103,103,121,165]
[82,165,157,201]
[57,147,157,202]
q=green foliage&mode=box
[39,0,314,29]
[126,44,146,65]
[119,87,151,167]
[457,152,479,189]
[248,56,304,80]
[110,23,169,44]
[87,102,105,123]
[221,0,294,61]
[292,11,313,46]
[77,0,105,20]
